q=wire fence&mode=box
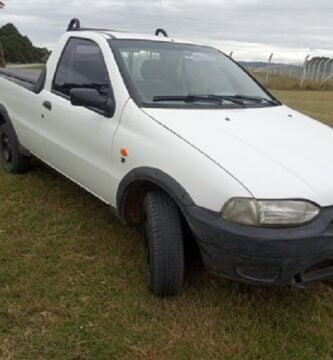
[233,53,333,87]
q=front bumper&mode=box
[184,205,333,287]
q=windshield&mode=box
[110,40,278,108]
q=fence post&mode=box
[322,59,331,82]
[316,59,326,83]
[229,51,233,59]
[300,55,310,87]
[298,62,303,80]
[310,60,318,82]
[265,53,273,84]
[321,60,333,86]
[288,65,293,78]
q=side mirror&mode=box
[70,88,115,117]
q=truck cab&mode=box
[1,19,333,297]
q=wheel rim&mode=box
[143,220,152,283]
[1,132,12,164]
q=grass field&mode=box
[253,73,333,92]
[273,90,333,127]
[0,91,333,360]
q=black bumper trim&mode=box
[183,205,333,286]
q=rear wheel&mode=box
[143,190,185,297]
[0,123,31,174]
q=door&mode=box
[39,37,119,203]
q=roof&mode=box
[109,30,198,44]
[65,18,202,46]
[68,29,201,46]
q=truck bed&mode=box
[0,68,43,92]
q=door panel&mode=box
[40,92,117,202]
[38,37,119,203]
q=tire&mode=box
[0,123,31,174]
[143,190,185,297]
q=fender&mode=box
[0,103,30,156]
[117,167,195,222]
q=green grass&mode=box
[253,73,333,91]
[0,91,333,359]
[273,90,333,127]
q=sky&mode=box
[0,0,332,63]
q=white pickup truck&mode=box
[1,18,333,297]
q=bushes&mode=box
[0,23,50,64]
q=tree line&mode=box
[0,23,50,64]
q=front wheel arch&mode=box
[117,167,195,223]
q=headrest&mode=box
[141,59,165,81]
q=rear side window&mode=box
[52,38,110,98]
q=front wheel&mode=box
[0,123,31,174]
[143,190,185,297]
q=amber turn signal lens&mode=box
[120,148,128,157]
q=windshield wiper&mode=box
[228,95,280,106]
[153,95,245,107]
[153,95,223,104]
[203,95,246,106]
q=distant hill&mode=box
[0,23,50,64]
[239,61,276,69]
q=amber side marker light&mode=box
[120,148,128,157]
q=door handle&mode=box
[43,101,52,111]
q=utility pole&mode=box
[0,0,5,67]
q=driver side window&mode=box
[52,38,111,99]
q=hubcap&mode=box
[1,133,12,163]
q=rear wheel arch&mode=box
[0,122,31,173]
[0,104,11,127]
[117,167,195,223]
[0,112,5,127]
[0,104,30,156]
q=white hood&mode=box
[144,105,333,207]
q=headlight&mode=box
[222,198,320,226]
